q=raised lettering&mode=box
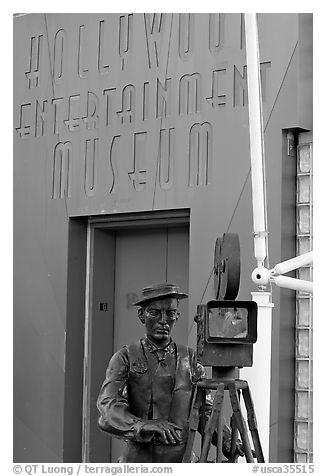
[25,35,42,88]
[109,135,120,194]
[35,100,48,137]
[206,68,227,108]
[103,88,116,127]
[82,92,99,130]
[119,14,133,70]
[98,20,110,74]
[144,13,166,68]
[178,14,194,61]
[78,25,88,79]
[240,13,245,50]
[16,103,32,138]
[128,132,147,191]
[53,29,66,84]
[209,14,225,55]
[179,73,201,115]
[233,65,248,107]
[260,61,271,102]
[52,97,64,135]
[189,122,212,187]
[142,82,149,121]
[52,141,72,199]
[156,78,172,118]
[64,95,81,131]
[117,85,135,125]
[159,128,175,190]
[84,138,98,197]
[233,62,271,107]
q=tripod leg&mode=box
[199,383,225,463]
[182,386,201,463]
[242,385,265,463]
[228,382,255,463]
[200,388,207,450]
[215,401,224,462]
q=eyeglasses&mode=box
[145,308,179,321]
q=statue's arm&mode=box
[97,348,144,441]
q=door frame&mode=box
[82,209,190,462]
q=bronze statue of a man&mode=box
[97,283,240,463]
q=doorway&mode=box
[83,210,190,462]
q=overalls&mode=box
[123,340,195,462]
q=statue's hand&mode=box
[139,420,183,445]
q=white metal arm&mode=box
[270,275,313,294]
[270,251,313,276]
[252,251,313,293]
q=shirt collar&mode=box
[143,337,175,354]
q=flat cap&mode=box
[134,283,188,306]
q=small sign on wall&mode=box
[99,302,108,311]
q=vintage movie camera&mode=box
[196,233,257,369]
[186,233,264,465]
[195,300,257,368]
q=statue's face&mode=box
[138,297,179,345]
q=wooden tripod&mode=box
[182,377,265,463]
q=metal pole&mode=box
[244,13,267,267]
[244,14,273,460]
